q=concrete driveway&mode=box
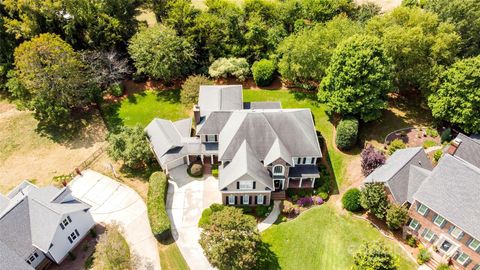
[69,170,160,270]
[167,165,222,270]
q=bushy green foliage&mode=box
[342,188,362,212]
[198,203,225,228]
[417,247,431,264]
[388,139,406,155]
[360,183,389,220]
[406,235,418,247]
[107,125,154,169]
[422,140,437,149]
[434,149,443,163]
[436,264,451,270]
[147,172,171,239]
[252,59,276,86]
[212,164,219,177]
[335,117,359,150]
[354,3,381,23]
[256,205,270,217]
[319,35,393,122]
[208,57,250,81]
[426,127,439,137]
[128,25,194,82]
[353,241,398,270]
[180,75,213,105]
[428,56,480,133]
[108,83,124,97]
[199,207,262,270]
[386,204,408,230]
[440,128,452,143]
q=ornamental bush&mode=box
[436,264,450,270]
[386,203,408,230]
[147,172,170,239]
[208,57,250,81]
[188,163,203,177]
[336,117,359,150]
[342,188,362,212]
[361,145,386,176]
[434,149,443,163]
[360,183,389,220]
[353,241,398,270]
[252,59,276,86]
[417,246,431,264]
[388,139,406,155]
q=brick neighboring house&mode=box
[365,134,480,269]
[145,85,322,205]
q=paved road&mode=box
[167,165,222,270]
[69,170,161,270]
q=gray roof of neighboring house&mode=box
[413,154,480,240]
[219,141,273,190]
[0,194,9,213]
[364,147,433,204]
[218,109,322,161]
[173,118,192,138]
[453,133,480,168]
[243,102,282,110]
[288,165,320,178]
[196,111,233,135]
[0,199,34,259]
[407,165,431,203]
[0,240,34,270]
[198,85,243,116]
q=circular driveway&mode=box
[69,170,161,270]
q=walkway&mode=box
[167,165,222,270]
[69,170,161,270]
[258,201,281,232]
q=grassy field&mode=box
[262,205,417,270]
[159,241,189,270]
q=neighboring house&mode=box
[146,85,322,205]
[365,134,480,269]
[0,181,95,269]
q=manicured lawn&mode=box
[262,205,417,270]
[158,240,189,270]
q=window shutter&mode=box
[67,216,72,222]
[432,214,438,222]
[448,226,454,234]
[255,196,258,204]
[68,236,73,244]
[249,196,252,205]
[75,229,79,237]
[237,182,240,189]
[458,232,464,241]
[421,228,428,237]
[60,223,65,230]
[214,135,218,141]
[235,196,237,205]
[253,181,256,189]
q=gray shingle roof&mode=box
[413,154,480,240]
[145,118,192,162]
[219,141,273,190]
[0,240,34,270]
[453,133,480,168]
[288,165,320,178]
[243,102,282,110]
[364,147,433,204]
[198,85,243,116]
[0,199,33,258]
[264,138,292,166]
[219,109,322,161]
[196,111,232,135]
[407,165,431,203]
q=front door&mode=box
[274,180,281,190]
[440,240,452,253]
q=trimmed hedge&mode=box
[388,139,406,155]
[252,59,276,87]
[342,188,362,212]
[147,171,170,239]
[336,117,359,150]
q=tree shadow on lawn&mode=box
[156,88,181,103]
[257,241,280,270]
[119,163,161,182]
[99,102,124,132]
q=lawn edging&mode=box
[147,171,171,240]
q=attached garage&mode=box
[166,157,187,171]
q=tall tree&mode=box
[0,5,16,92]
[428,56,480,133]
[11,33,96,129]
[319,35,393,122]
[367,7,460,95]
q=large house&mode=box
[0,181,95,269]
[146,85,322,205]
[365,134,480,269]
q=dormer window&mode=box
[273,165,284,175]
[60,216,72,230]
[206,135,217,142]
[25,252,39,265]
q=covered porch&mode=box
[288,165,320,188]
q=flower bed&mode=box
[281,195,325,218]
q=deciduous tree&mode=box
[361,145,386,176]
[360,183,389,220]
[353,241,398,270]
[386,203,409,230]
[107,125,154,169]
[180,75,213,106]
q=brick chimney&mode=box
[193,104,201,125]
[447,137,462,155]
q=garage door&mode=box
[166,156,186,170]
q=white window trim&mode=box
[242,195,249,205]
[228,195,235,205]
[239,181,253,190]
[257,195,264,205]
[273,165,284,175]
[450,227,463,239]
[206,135,216,142]
[424,229,435,242]
[457,252,470,265]
[417,204,428,216]
[433,215,445,227]
[409,219,420,231]
[469,239,480,251]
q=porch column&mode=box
[211,155,213,164]
[311,178,315,187]
[299,178,303,188]
[186,156,190,165]
[201,155,204,164]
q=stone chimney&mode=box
[193,104,201,125]
[447,137,462,155]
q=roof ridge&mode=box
[29,197,62,215]
[386,147,424,182]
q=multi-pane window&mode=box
[242,195,249,205]
[68,229,80,244]
[450,227,463,239]
[417,204,429,216]
[469,239,480,251]
[257,195,264,205]
[206,135,216,142]
[60,216,72,230]
[228,195,235,205]
[409,219,420,231]
[294,157,316,165]
[456,252,470,266]
[239,181,253,190]
[433,215,445,227]
[423,229,436,242]
[25,252,39,265]
[273,165,284,175]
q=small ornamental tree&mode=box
[208,57,250,81]
[342,188,362,212]
[360,183,389,220]
[107,125,154,169]
[199,207,262,270]
[353,241,398,270]
[335,117,359,150]
[386,203,409,230]
[180,75,213,105]
[92,223,132,270]
[361,145,386,176]
[252,59,276,87]
[388,139,406,155]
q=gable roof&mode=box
[243,102,282,110]
[413,154,480,240]
[453,133,480,168]
[145,118,191,158]
[218,109,322,161]
[219,141,273,190]
[196,111,233,135]
[0,240,33,270]
[264,138,292,166]
[198,85,243,116]
[406,165,431,203]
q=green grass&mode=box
[262,205,417,270]
[158,240,189,270]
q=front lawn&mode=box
[262,205,417,270]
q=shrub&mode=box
[84,255,94,269]
[210,203,225,212]
[360,183,389,220]
[180,75,213,105]
[386,203,408,230]
[436,264,450,270]
[198,208,213,229]
[417,247,431,264]
[440,128,452,143]
[107,125,154,169]
[426,127,439,138]
[188,163,203,177]
[434,149,443,162]
[256,205,270,217]
[336,117,359,150]
[312,196,324,205]
[342,188,362,212]
[361,145,386,176]
[353,241,397,270]
[89,228,97,238]
[282,200,295,215]
[108,82,124,97]
[208,57,250,81]
[318,192,329,201]
[388,139,406,155]
[406,235,418,247]
[296,197,314,207]
[147,172,170,239]
[212,164,218,177]
[251,59,276,87]
[68,251,76,261]
[422,140,437,149]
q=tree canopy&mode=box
[360,183,389,220]
[353,241,398,270]
[107,125,154,169]
[319,34,393,122]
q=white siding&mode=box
[166,157,186,170]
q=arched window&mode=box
[273,165,284,175]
